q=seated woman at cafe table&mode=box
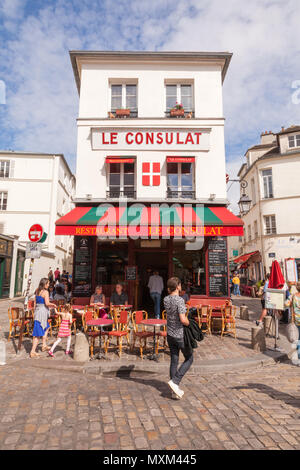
[110,283,128,306]
[90,285,106,307]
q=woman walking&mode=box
[30,278,57,358]
[164,277,192,399]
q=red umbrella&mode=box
[268,260,285,289]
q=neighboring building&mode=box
[0,151,75,298]
[56,51,243,308]
[236,126,300,282]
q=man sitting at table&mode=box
[110,283,128,306]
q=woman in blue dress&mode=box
[30,278,57,358]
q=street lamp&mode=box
[228,179,252,216]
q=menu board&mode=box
[73,237,92,295]
[125,266,137,281]
[208,237,229,297]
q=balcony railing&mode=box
[165,109,194,118]
[167,189,196,199]
[106,189,136,199]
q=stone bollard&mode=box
[73,332,90,362]
[240,305,249,320]
[251,327,266,352]
[264,316,276,337]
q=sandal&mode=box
[41,346,50,352]
[30,352,40,358]
[48,351,54,357]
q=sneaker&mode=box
[167,380,184,399]
[171,392,180,400]
[65,350,71,355]
[48,351,54,357]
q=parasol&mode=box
[268,260,285,289]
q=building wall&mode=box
[0,153,75,296]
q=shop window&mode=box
[96,242,128,287]
[108,162,135,198]
[288,134,300,148]
[0,160,10,178]
[262,169,273,199]
[167,162,194,198]
[173,241,206,296]
[111,84,137,117]
[165,84,193,116]
[0,191,7,210]
[264,215,276,235]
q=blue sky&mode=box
[1,0,300,211]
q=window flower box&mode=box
[170,108,185,117]
[116,108,131,117]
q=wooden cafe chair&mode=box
[105,310,130,357]
[197,305,212,335]
[131,310,152,359]
[221,304,237,338]
[155,310,167,355]
[8,307,30,341]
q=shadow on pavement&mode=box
[232,383,300,409]
[114,364,172,399]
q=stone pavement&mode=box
[0,360,299,450]
[0,297,291,372]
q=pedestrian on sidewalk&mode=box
[48,305,73,357]
[30,278,57,358]
[164,277,192,399]
[255,273,270,327]
[148,270,164,319]
[232,273,241,296]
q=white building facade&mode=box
[0,151,75,297]
[56,51,243,307]
[237,126,300,282]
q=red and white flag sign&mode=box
[142,162,160,186]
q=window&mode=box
[254,220,258,238]
[108,162,135,198]
[167,162,194,198]
[111,84,137,116]
[166,84,193,114]
[288,134,300,148]
[264,215,276,235]
[248,224,251,241]
[0,161,10,178]
[251,178,256,205]
[262,169,273,198]
[0,191,7,210]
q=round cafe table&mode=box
[86,318,113,359]
[141,319,167,362]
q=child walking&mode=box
[48,305,72,357]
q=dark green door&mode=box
[14,251,25,297]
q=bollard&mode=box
[73,332,90,362]
[264,316,276,337]
[0,340,6,365]
[251,327,266,352]
[240,306,249,320]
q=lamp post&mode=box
[228,179,252,216]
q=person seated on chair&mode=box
[90,285,105,307]
[110,283,128,306]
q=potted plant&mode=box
[170,102,185,117]
[116,107,131,117]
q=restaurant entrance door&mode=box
[135,251,168,312]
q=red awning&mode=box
[167,157,195,163]
[233,251,260,264]
[106,157,135,163]
[56,205,244,237]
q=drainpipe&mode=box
[256,165,267,276]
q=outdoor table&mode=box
[86,318,114,359]
[141,319,167,362]
[71,305,87,311]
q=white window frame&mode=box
[264,215,276,235]
[0,160,10,178]
[261,169,273,199]
[167,161,195,195]
[0,191,8,210]
[107,160,136,196]
[110,83,138,112]
[165,83,194,112]
[288,134,300,148]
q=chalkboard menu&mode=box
[208,237,229,297]
[73,237,92,295]
[125,266,137,281]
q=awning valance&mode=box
[167,157,195,163]
[56,205,244,237]
[106,157,135,163]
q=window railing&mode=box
[167,189,196,199]
[106,189,136,199]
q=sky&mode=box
[1,0,300,212]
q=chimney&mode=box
[281,127,285,132]
[260,130,277,145]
